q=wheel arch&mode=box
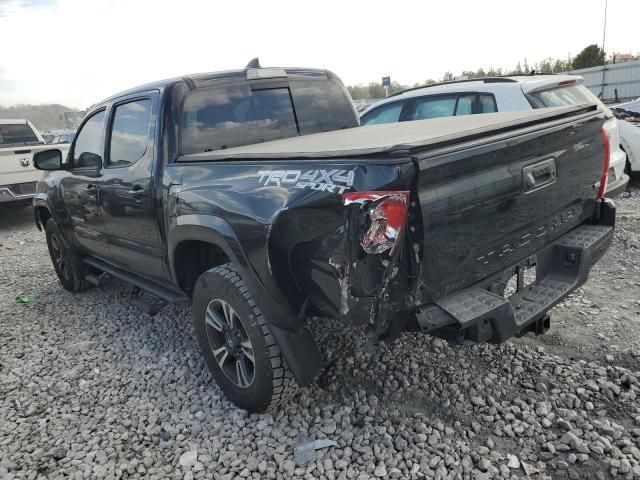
[620,141,637,174]
[168,215,251,294]
[34,203,52,232]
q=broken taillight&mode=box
[596,126,610,200]
[343,191,410,254]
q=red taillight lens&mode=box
[597,127,610,199]
[343,191,410,254]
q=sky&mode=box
[0,0,637,108]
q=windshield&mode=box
[0,123,40,146]
[180,79,357,154]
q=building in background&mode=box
[610,53,638,64]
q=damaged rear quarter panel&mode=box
[167,159,416,329]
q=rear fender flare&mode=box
[168,214,322,385]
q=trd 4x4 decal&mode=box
[257,169,355,194]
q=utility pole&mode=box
[600,0,608,98]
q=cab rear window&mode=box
[180,80,357,155]
[0,124,40,145]
[181,85,297,154]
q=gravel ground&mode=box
[1,190,639,480]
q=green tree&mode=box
[552,59,570,73]
[537,58,553,74]
[441,71,454,82]
[367,82,386,99]
[513,62,523,75]
[572,44,605,70]
[388,81,408,95]
[347,85,367,100]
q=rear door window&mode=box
[0,124,39,145]
[479,94,498,113]
[361,102,404,125]
[181,85,298,154]
[410,96,458,120]
[455,95,475,116]
[108,98,152,167]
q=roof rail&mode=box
[387,77,519,98]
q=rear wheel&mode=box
[193,263,298,412]
[45,219,91,292]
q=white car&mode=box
[0,119,69,207]
[611,99,640,175]
[618,119,640,175]
[360,75,630,197]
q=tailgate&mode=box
[414,109,606,302]
[0,148,34,176]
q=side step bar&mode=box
[83,257,190,305]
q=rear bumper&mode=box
[0,186,35,204]
[606,172,629,198]
[416,199,615,343]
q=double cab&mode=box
[32,63,615,411]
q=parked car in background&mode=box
[32,63,614,411]
[41,132,55,144]
[0,120,70,207]
[360,75,631,195]
[611,99,640,176]
[612,98,640,119]
[617,120,640,177]
[42,130,76,145]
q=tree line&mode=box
[347,44,636,100]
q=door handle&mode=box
[85,184,97,195]
[128,188,147,198]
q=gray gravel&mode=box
[1,189,639,480]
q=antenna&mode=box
[246,58,261,69]
[600,0,608,98]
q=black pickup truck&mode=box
[32,63,615,412]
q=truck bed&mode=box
[178,105,596,161]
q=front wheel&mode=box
[192,263,298,412]
[45,219,91,292]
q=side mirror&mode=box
[77,152,102,169]
[33,149,63,170]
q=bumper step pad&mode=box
[421,222,614,343]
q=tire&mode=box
[193,263,298,412]
[45,219,91,292]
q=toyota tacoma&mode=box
[32,62,615,412]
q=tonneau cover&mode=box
[179,105,596,161]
